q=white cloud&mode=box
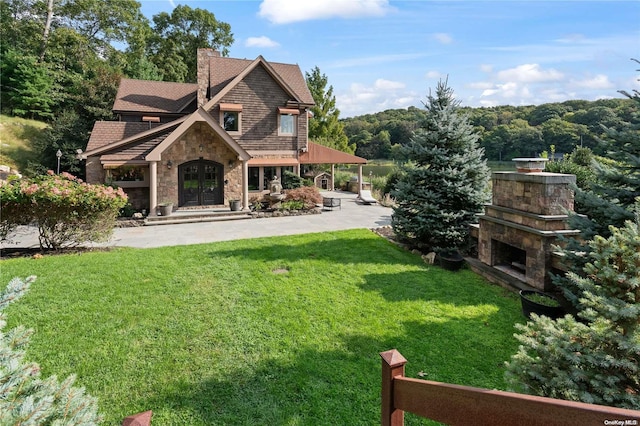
[258,0,393,24]
[569,74,614,90]
[496,64,564,83]
[245,36,280,48]
[433,33,453,45]
[337,78,418,117]
[374,79,405,90]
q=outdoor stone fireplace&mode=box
[477,159,579,291]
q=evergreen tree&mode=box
[0,276,102,424]
[391,79,489,252]
[570,59,640,239]
[506,218,640,409]
[305,66,354,153]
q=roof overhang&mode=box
[81,118,186,159]
[247,158,299,166]
[299,142,367,165]
[146,107,250,162]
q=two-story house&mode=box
[82,48,366,214]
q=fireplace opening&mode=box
[493,239,527,279]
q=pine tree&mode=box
[0,277,102,425]
[572,59,640,239]
[305,66,354,153]
[553,60,639,307]
[391,79,489,252]
[506,218,640,409]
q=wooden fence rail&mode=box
[381,349,640,426]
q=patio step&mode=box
[144,210,251,226]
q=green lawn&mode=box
[1,230,523,425]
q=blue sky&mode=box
[139,0,639,117]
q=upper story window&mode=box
[220,103,242,134]
[278,107,299,136]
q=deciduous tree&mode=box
[148,5,233,82]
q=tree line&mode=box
[343,97,636,161]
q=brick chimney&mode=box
[197,48,219,107]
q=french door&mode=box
[178,159,223,206]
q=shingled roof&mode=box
[299,142,367,165]
[85,120,182,160]
[113,79,197,114]
[208,56,314,106]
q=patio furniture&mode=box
[323,197,341,210]
[357,190,377,205]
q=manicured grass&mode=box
[1,230,523,425]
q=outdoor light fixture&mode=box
[228,159,234,168]
[199,144,204,152]
[56,149,62,174]
[167,160,173,169]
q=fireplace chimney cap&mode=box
[512,157,548,173]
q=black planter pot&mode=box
[519,290,565,320]
[438,251,465,271]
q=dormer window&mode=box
[220,103,242,134]
[278,107,299,136]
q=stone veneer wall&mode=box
[491,172,575,215]
[478,172,576,291]
[156,122,241,206]
[85,156,104,184]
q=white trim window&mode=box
[220,103,242,134]
[278,107,299,136]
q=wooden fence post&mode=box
[380,349,407,426]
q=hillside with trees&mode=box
[343,98,636,161]
[0,0,233,177]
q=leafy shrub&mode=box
[0,171,128,249]
[280,200,305,210]
[382,168,405,196]
[282,170,308,189]
[545,147,598,190]
[332,170,353,190]
[284,186,322,209]
[0,276,102,424]
[249,194,266,211]
[369,175,388,193]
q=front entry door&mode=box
[179,159,223,207]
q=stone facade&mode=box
[478,171,578,291]
[157,123,241,207]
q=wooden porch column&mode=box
[358,164,364,196]
[242,159,249,210]
[149,161,158,216]
[380,349,407,426]
[330,163,335,191]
